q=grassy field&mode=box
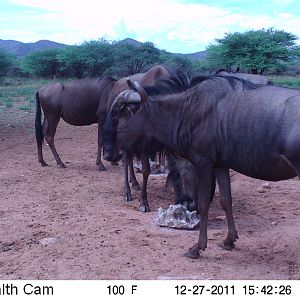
[268,75,300,88]
[0,77,49,111]
[1,76,300,113]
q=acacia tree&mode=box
[0,49,14,76]
[57,39,115,78]
[78,39,115,77]
[56,45,86,78]
[22,48,61,78]
[206,28,300,74]
[113,41,161,76]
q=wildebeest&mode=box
[167,155,215,211]
[216,69,272,85]
[35,76,116,170]
[103,74,300,258]
[104,65,187,209]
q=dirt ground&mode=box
[0,107,299,280]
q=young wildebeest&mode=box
[104,65,186,209]
[103,75,300,259]
[166,154,216,211]
[35,77,116,170]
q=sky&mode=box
[0,0,300,54]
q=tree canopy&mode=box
[206,28,300,74]
[16,28,300,79]
[21,48,61,78]
[112,41,161,76]
[0,49,15,77]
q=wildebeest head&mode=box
[102,79,148,162]
[103,71,189,162]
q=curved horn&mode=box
[126,79,148,103]
[110,90,142,112]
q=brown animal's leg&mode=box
[44,116,66,168]
[184,165,212,259]
[214,168,238,250]
[280,155,300,178]
[128,156,141,191]
[123,152,133,202]
[96,119,107,171]
[37,119,48,166]
[139,154,150,212]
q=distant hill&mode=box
[175,51,207,61]
[0,38,206,61]
[118,38,142,47]
[0,39,67,58]
[118,38,207,61]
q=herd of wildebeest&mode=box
[35,65,300,259]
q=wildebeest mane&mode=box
[129,136,168,162]
[143,72,262,100]
[215,68,233,74]
[143,70,190,97]
[97,76,117,85]
[191,75,263,90]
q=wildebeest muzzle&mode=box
[103,145,122,163]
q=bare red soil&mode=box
[0,108,299,279]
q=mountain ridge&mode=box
[0,39,67,58]
[0,38,207,61]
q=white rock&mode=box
[156,204,200,229]
[39,237,58,246]
[215,215,226,221]
[262,183,271,189]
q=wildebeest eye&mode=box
[127,104,140,114]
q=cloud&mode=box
[2,0,300,53]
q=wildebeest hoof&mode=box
[219,240,235,250]
[98,164,107,171]
[124,194,133,202]
[58,163,66,168]
[40,160,48,167]
[183,249,200,259]
[139,204,150,213]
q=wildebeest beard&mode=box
[102,113,122,163]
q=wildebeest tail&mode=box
[35,92,44,146]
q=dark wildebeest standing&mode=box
[103,75,300,258]
[104,65,186,211]
[35,77,116,170]
[104,72,216,212]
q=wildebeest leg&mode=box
[96,118,107,171]
[280,155,300,178]
[184,165,213,259]
[44,116,66,168]
[128,156,141,191]
[122,152,133,202]
[37,119,48,166]
[214,167,238,250]
[35,97,48,166]
[139,154,150,212]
